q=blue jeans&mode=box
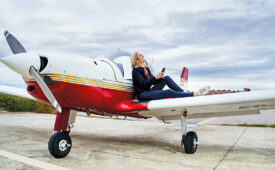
[138,76,194,101]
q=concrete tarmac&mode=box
[0,112,274,170]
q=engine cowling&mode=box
[0,52,40,77]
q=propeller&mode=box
[29,66,62,112]
[4,31,26,54]
[2,31,62,113]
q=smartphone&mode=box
[161,68,165,72]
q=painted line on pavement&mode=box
[0,149,70,170]
[198,117,218,125]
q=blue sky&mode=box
[0,0,274,90]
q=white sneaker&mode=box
[198,85,210,96]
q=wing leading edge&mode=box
[138,89,275,120]
[0,84,35,100]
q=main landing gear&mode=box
[181,112,198,154]
[47,109,197,157]
[48,132,72,158]
[48,108,76,158]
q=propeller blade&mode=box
[4,31,26,54]
[29,66,62,113]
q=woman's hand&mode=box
[155,72,164,79]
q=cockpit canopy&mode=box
[93,50,155,81]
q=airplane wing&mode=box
[138,89,275,120]
[0,84,35,100]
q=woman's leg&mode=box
[152,76,183,92]
[138,89,194,101]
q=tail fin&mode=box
[179,67,188,91]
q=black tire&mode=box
[183,131,198,154]
[48,132,72,158]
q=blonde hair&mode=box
[131,52,139,68]
[131,52,147,68]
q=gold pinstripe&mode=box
[23,73,133,92]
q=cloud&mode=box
[0,0,274,91]
[0,62,26,88]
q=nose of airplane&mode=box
[0,52,41,76]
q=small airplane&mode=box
[1,31,275,158]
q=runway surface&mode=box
[0,111,274,170]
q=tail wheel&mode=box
[48,132,72,158]
[182,131,198,154]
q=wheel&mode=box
[182,131,198,154]
[48,132,72,158]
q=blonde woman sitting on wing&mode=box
[131,52,210,101]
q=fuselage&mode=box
[0,32,149,118]
[22,53,149,118]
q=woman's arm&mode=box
[133,68,156,88]
[147,68,163,84]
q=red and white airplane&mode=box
[1,31,275,158]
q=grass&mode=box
[0,93,56,113]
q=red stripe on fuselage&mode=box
[25,80,149,117]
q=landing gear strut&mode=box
[181,112,198,154]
